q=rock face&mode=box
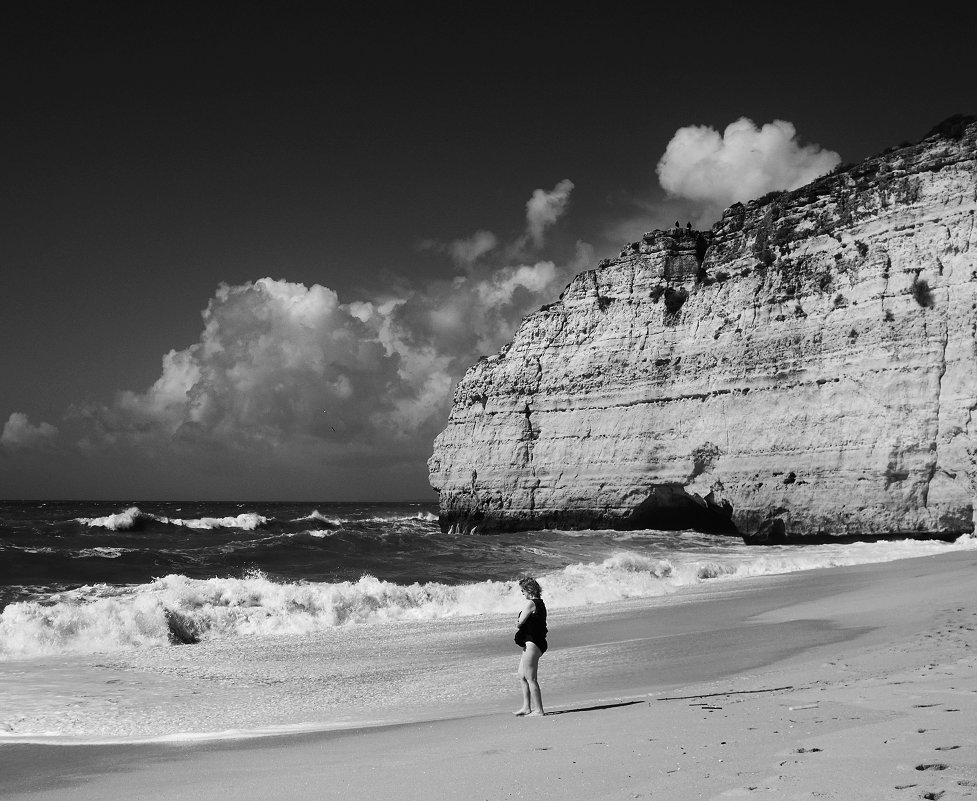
[428,116,977,542]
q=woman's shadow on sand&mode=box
[546,700,644,716]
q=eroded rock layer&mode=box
[428,117,977,542]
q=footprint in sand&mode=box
[794,747,823,754]
[934,745,960,751]
[915,763,949,771]
[921,792,945,800]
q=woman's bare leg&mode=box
[515,643,544,716]
[514,675,532,716]
[514,645,534,715]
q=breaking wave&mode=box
[359,513,440,524]
[163,513,268,530]
[75,507,150,531]
[290,510,343,526]
[76,507,269,532]
[2,534,974,659]
[74,506,435,534]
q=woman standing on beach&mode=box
[514,577,547,716]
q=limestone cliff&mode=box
[428,115,977,543]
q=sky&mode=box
[1,6,975,501]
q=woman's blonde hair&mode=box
[518,577,542,598]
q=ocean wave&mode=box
[287,510,436,528]
[694,562,737,580]
[2,535,975,659]
[76,548,129,559]
[290,510,344,526]
[0,588,171,657]
[75,506,269,532]
[360,513,439,525]
[2,545,56,555]
[161,513,269,530]
[75,506,149,531]
[0,556,676,657]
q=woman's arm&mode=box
[517,600,536,627]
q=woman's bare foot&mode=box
[513,708,532,716]
[526,710,545,717]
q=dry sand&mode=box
[1,551,975,800]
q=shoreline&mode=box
[0,552,895,745]
[2,550,976,799]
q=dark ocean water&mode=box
[0,500,448,607]
[1,500,974,661]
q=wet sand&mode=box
[1,550,975,800]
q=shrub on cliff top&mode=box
[752,189,787,207]
[923,114,976,142]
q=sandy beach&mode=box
[1,550,975,800]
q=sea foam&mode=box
[75,506,149,531]
[76,506,269,531]
[1,534,974,660]
[290,510,344,526]
[76,547,128,559]
[161,512,268,530]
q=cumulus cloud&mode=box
[72,189,592,482]
[0,180,590,496]
[79,280,406,456]
[1,413,58,450]
[656,118,841,215]
[389,259,565,358]
[524,179,574,248]
[424,179,576,263]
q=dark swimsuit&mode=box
[514,598,548,653]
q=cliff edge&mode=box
[428,116,977,543]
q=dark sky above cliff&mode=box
[2,5,974,500]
